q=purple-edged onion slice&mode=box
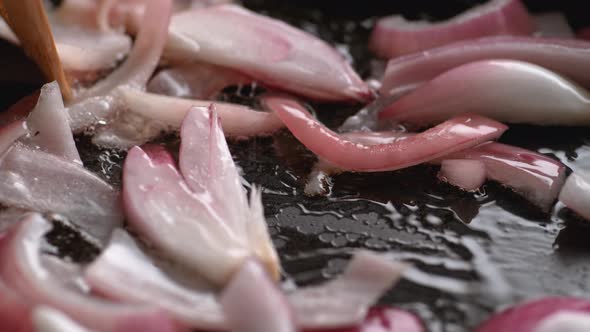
[262,95,507,172]
[449,142,566,210]
[380,36,590,97]
[122,107,279,285]
[369,0,534,59]
[475,297,590,332]
[380,60,590,126]
[147,62,252,100]
[0,214,176,332]
[166,5,371,102]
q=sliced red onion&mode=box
[0,214,176,332]
[221,259,296,332]
[535,311,590,332]
[290,251,408,328]
[85,229,226,330]
[262,95,507,172]
[147,62,252,100]
[369,0,535,59]
[179,106,278,273]
[310,307,424,332]
[23,82,81,165]
[534,13,574,38]
[0,145,122,242]
[56,30,131,75]
[559,172,590,220]
[475,297,590,332]
[380,36,590,97]
[0,90,40,127]
[0,120,27,157]
[439,159,486,192]
[379,60,590,126]
[32,307,91,332]
[123,107,279,285]
[74,0,171,101]
[121,88,283,137]
[1,16,131,77]
[167,5,371,102]
[0,279,33,332]
[450,142,566,210]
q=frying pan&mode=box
[2,1,590,331]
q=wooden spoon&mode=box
[0,0,72,100]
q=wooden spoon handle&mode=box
[0,0,72,101]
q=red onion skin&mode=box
[475,297,590,332]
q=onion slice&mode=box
[475,297,590,332]
[0,279,33,332]
[23,82,81,164]
[32,307,91,332]
[290,251,408,328]
[0,214,176,332]
[166,5,371,102]
[559,172,590,220]
[74,0,172,101]
[85,229,225,330]
[0,145,122,242]
[0,120,27,157]
[449,142,566,210]
[379,60,590,126]
[380,36,590,97]
[221,259,296,332]
[535,311,590,332]
[262,95,507,172]
[369,0,534,59]
[439,159,486,192]
[147,62,252,100]
[121,88,283,137]
[122,107,279,285]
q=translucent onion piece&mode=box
[147,62,251,100]
[450,142,566,210]
[559,172,590,220]
[121,88,283,137]
[0,120,27,157]
[0,214,176,332]
[85,229,225,330]
[535,311,590,332]
[221,259,296,332]
[32,307,91,332]
[0,145,122,242]
[262,95,507,172]
[167,5,370,102]
[290,251,408,328]
[122,107,279,285]
[23,82,81,164]
[380,60,590,126]
[380,36,590,97]
[369,0,534,59]
[439,159,486,192]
